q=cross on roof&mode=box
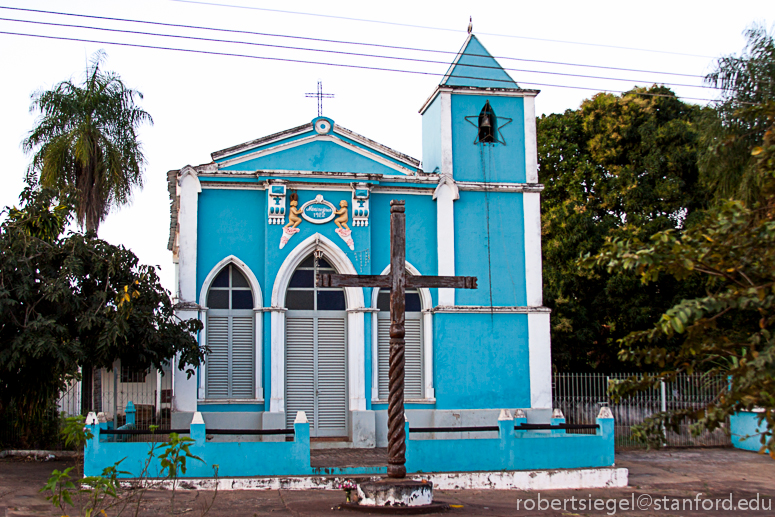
[305,80,335,117]
[317,200,477,478]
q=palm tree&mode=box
[23,50,153,234]
[23,50,152,414]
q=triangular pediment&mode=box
[441,35,518,89]
[211,118,420,175]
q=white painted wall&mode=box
[528,312,552,409]
[173,168,201,413]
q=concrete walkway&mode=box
[1,448,773,516]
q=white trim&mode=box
[269,233,365,414]
[197,256,265,403]
[211,122,420,169]
[332,124,420,168]
[173,168,201,414]
[216,134,417,175]
[419,86,540,115]
[523,192,543,307]
[431,306,551,314]
[198,255,264,309]
[369,262,434,403]
[436,193,456,307]
[440,91,453,178]
[528,312,552,409]
[348,311,366,411]
[524,96,538,184]
[457,182,543,192]
[440,34,472,86]
[145,468,627,491]
[198,178,544,194]
[198,314,207,399]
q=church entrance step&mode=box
[311,447,388,468]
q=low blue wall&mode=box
[84,411,615,478]
[731,411,769,453]
[406,414,615,473]
[85,416,313,478]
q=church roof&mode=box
[440,34,518,89]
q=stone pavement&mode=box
[311,447,387,468]
[1,447,773,516]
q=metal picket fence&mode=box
[553,373,731,449]
[2,365,172,449]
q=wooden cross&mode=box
[317,200,477,478]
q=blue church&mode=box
[166,34,552,448]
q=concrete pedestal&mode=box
[341,479,448,513]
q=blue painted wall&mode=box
[451,94,526,183]
[222,140,405,175]
[197,188,266,298]
[421,95,442,173]
[369,193,438,279]
[434,313,530,409]
[731,411,770,452]
[454,191,527,306]
[443,35,519,89]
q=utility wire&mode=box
[169,0,716,59]
[0,6,708,79]
[0,16,717,90]
[0,29,722,103]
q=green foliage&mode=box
[538,86,706,371]
[699,24,775,205]
[41,462,129,516]
[22,50,153,233]
[61,415,94,450]
[587,107,775,454]
[0,187,204,442]
[158,433,204,516]
[158,433,203,479]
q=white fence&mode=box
[553,373,731,449]
[57,365,173,430]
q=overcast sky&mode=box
[0,0,771,293]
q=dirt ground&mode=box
[1,447,773,516]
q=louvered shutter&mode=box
[286,317,315,429]
[404,319,423,398]
[377,319,391,400]
[316,317,347,432]
[230,316,254,398]
[206,316,229,399]
[378,316,422,400]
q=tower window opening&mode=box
[478,101,496,144]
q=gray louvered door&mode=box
[378,315,422,400]
[206,316,230,399]
[316,317,347,433]
[231,315,255,398]
[285,313,347,436]
[286,317,315,429]
[206,313,254,399]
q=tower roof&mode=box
[441,34,518,89]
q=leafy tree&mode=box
[586,107,775,453]
[22,50,152,234]
[538,86,706,371]
[699,24,775,205]
[0,187,203,443]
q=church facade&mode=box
[167,34,551,447]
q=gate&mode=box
[553,372,731,449]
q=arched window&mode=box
[375,288,423,400]
[205,264,255,399]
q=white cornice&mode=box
[431,305,552,314]
[419,86,541,115]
